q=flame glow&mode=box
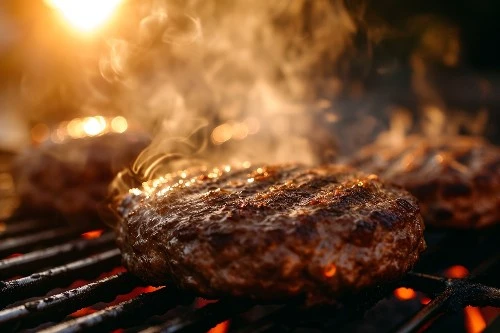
[46,0,122,33]
[31,116,130,144]
[208,321,229,333]
[70,307,96,317]
[81,229,104,239]
[323,264,337,278]
[445,265,469,279]
[394,287,417,300]
[464,306,486,333]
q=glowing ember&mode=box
[143,286,161,293]
[323,264,337,278]
[45,0,123,33]
[6,253,23,259]
[445,265,469,278]
[394,287,417,300]
[208,321,230,333]
[421,297,432,305]
[81,229,104,239]
[70,307,96,317]
[464,306,486,333]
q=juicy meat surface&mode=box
[113,163,425,304]
[347,135,500,228]
[12,133,149,223]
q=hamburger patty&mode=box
[113,163,425,304]
[12,132,149,222]
[348,135,500,228]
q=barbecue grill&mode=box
[0,215,498,333]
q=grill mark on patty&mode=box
[348,135,500,228]
[114,163,426,305]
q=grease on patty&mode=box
[113,163,425,305]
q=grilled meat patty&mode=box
[12,133,149,222]
[113,163,425,304]
[348,135,500,228]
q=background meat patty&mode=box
[12,132,150,223]
[348,135,500,229]
[113,163,426,305]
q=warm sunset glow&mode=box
[464,306,486,333]
[83,117,107,136]
[46,0,122,33]
[394,287,417,300]
[445,265,469,279]
[111,116,128,133]
[31,123,50,143]
[81,229,104,239]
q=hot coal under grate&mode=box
[0,217,499,333]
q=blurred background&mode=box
[0,0,498,156]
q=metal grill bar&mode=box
[143,300,254,333]
[0,227,87,258]
[393,252,500,333]
[39,287,192,333]
[0,272,141,331]
[230,305,292,333]
[0,232,115,280]
[0,249,121,309]
[0,219,59,239]
[0,219,497,332]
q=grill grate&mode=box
[0,217,498,333]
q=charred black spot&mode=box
[314,207,345,219]
[208,232,233,251]
[173,227,198,242]
[295,222,318,242]
[442,183,472,198]
[369,210,399,228]
[355,219,377,232]
[350,220,376,246]
[395,198,418,213]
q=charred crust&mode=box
[114,163,426,304]
[369,210,400,229]
[349,135,500,228]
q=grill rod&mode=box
[143,300,255,333]
[0,227,88,258]
[0,249,121,309]
[393,253,500,333]
[0,219,59,239]
[0,232,115,280]
[39,287,193,333]
[0,272,141,331]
